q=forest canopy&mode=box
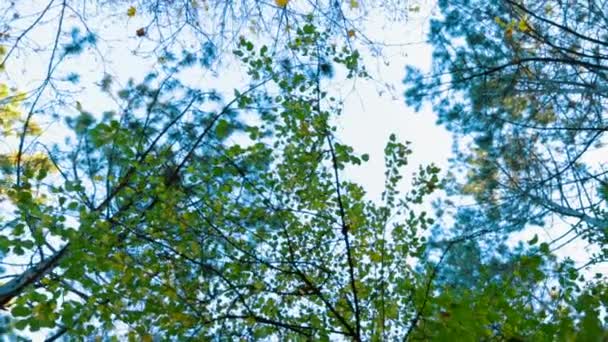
[0,0,605,340]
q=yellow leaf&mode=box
[350,0,359,8]
[518,19,529,32]
[13,92,26,103]
[127,6,136,17]
[25,121,42,135]
[275,0,289,7]
[347,29,356,38]
[0,83,7,98]
[494,16,506,28]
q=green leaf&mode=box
[11,305,30,317]
[370,252,382,263]
[14,319,29,330]
[215,119,230,139]
[539,242,550,254]
[303,24,315,34]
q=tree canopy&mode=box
[0,0,605,340]
[405,0,607,339]
[405,0,608,258]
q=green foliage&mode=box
[403,1,607,339]
[0,21,427,340]
[404,0,608,243]
[0,2,605,340]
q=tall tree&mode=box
[404,1,608,339]
[405,0,608,269]
[0,20,420,339]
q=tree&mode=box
[405,0,608,270]
[1,1,606,341]
[0,0,417,216]
[0,19,413,339]
[403,0,608,339]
